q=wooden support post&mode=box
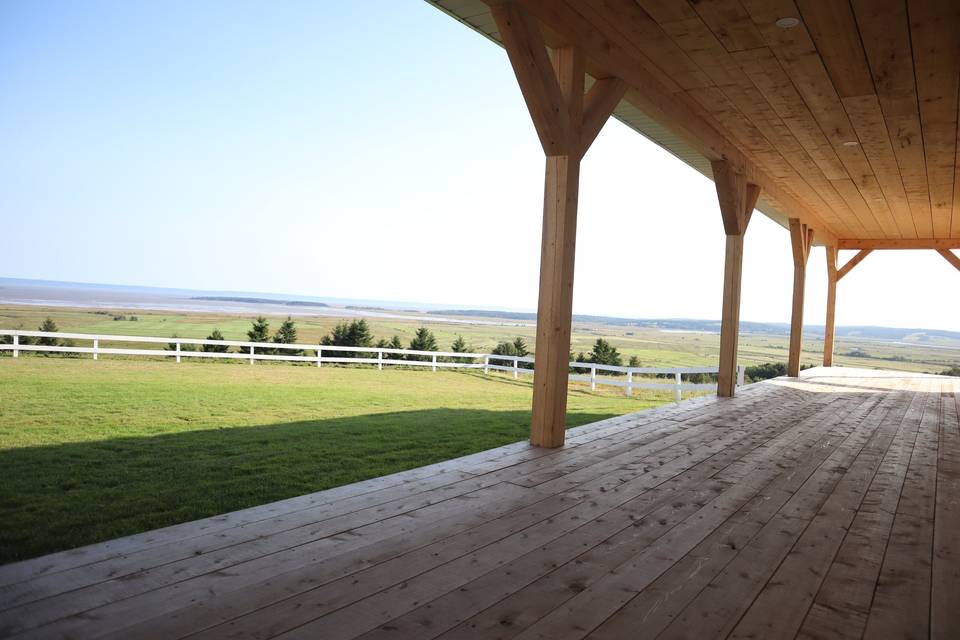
[492,2,625,448]
[713,160,759,397]
[788,218,814,377]
[824,246,837,367]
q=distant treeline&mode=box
[427,310,960,342]
[191,296,329,308]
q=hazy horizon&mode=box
[3,276,958,335]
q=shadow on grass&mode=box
[0,408,616,564]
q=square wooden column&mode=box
[712,160,759,397]
[491,3,625,447]
[788,219,814,377]
[823,246,837,366]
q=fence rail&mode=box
[0,329,742,400]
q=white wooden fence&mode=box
[0,329,743,400]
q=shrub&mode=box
[165,334,196,352]
[941,366,960,377]
[628,355,641,368]
[202,329,230,353]
[36,318,60,347]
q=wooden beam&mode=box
[530,154,579,447]
[489,3,627,448]
[937,249,960,272]
[580,77,627,155]
[713,160,758,397]
[823,246,837,367]
[836,249,873,281]
[788,218,814,377]
[489,2,570,155]
[837,238,960,250]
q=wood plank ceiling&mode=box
[431,0,960,245]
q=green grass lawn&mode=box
[0,357,661,564]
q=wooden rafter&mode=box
[502,0,838,247]
[937,249,960,272]
[838,238,960,250]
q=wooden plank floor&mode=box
[1,367,957,639]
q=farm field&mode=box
[2,304,958,374]
[0,357,658,564]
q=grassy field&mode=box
[0,357,659,564]
[2,304,958,374]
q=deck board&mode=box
[0,368,957,639]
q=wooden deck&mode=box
[1,367,957,639]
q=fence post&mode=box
[316,347,322,368]
[432,354,437,372]
[484,356,489,375]
[674,372,682,403]
[93,338,99,361]
[626,370,633,396]
[176,342,181,364]
[513,357,519,379]
[12,334,18,358]
[737,365,745,387]
[590,365,596,391]
[249,345,254,365]
[378,350,383,371]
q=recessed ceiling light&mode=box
[842,140,860,147]
[775,17,800,28]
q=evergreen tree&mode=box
[203,328,230,353]
[247,316,270,342]
[37,317,60,347]
[512,337,529,357]
[589,338,622,367]
[321,319,373,358]
[273,317,301,356]
[448,335,474,364]
[451,335,469,353]
[408,327,438,360]
[628,355,641,368]
[347,319,374,348]
[246,316,274,355]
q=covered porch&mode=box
[0,367,957,638]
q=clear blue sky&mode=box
[1,0,957,330]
